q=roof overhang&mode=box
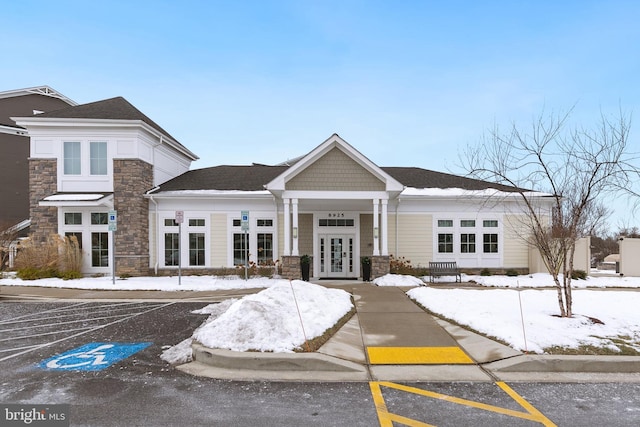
[39,193,114,208]
[145,190,273,199]
[11,117,199,162]
[0,124,28,136]
[0,86,77,105]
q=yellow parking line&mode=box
[367,346,474,364]
[369,381,557,426]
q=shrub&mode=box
[14,235,83,280]
[389,255,413,275]
[480,268,492,276]
[571,269,587,280]
[505,269,519,277]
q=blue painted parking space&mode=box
[39,342,152,371]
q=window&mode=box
[64,212,82,225]
[64,141,81,175]
[461,220,476,227]
[189,233,205,266]
[257,219,273,227]
[164,233,179,266]
[91,232,109,267]
[483,220,498,228]
[164,219,178,227]
[189,218,205,227]
[461,234,476,253]
[233,233,249,265]
[483,234,499,253]
[318,219,355,226]
[233,219,241,227]
[438,233,453,253]
[437,220,453,227]
[91,212,108,225]
[257,233,273,265]
[90,142,107,175]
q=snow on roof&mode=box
[43,194,107,201]
[400,187,552,198]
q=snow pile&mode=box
[373,274,425,287]
[468,273,640,288]
[408,287,640,353]
[0,274,276,291]
[193,280,353,353]
[161,299,238,364]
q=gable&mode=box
[286,147,385,191]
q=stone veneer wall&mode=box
[371,255,390,279]
[29,159,58,243]
[113,159,152,276]
[282,255,305,280]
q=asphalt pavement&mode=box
[2,281,640,383]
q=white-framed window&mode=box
[90,142,108,175]
[434,216,501,263]
[160,215,209,268]
[230,215,276,266]
[63,141,81,175]
[59,208,111,272]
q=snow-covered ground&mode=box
[3,272,639,358]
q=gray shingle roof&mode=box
[34,96,185,149]
[381,167,525,192]
[155,164,525,193]
[157,165,289,191]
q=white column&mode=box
[373,198,380,256]
[292,198,299,256]
[381,199,388,256]
[283,198,290,256]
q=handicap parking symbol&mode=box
[39,342,152,371]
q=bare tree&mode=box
[462,107,638,317]
[0,221,22,271]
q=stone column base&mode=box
[371,255,390,279]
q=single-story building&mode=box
[14,96,559,279]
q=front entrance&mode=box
[319,234,354,278]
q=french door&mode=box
[319,234,354,278]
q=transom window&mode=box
[438,220,453,227]
[460,220,476,227]
[318,219,354,227]
[164,219,178,227]
[257,219,273,227]
[91,212,108,225]
[64,212,82,225]
[189,219,205,227]
[483,220,498,228]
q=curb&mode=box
[483,354,640,373]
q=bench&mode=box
[429,261,461,283]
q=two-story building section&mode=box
[13,97,198,275]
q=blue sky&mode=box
[3,1,639,227]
